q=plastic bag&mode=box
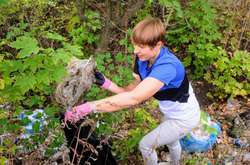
[180,112,221,153]
[18,109,47,138]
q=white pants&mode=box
[139,85,200,165]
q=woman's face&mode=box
[133,43,161,61]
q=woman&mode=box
[64,17,200,165]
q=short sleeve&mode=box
[148,64,176,86]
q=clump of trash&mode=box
[180,112,221,153]
[54,57,96,109]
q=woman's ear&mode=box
[156,41,163,47]
[152,41,162,51]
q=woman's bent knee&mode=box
[139,138,153,155]
[139,138,147,152]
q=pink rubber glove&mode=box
[64,103,92,123]
[64,110,77,123]
[101,79,112,89]
[74,103,92,118]
[94,71,112,89]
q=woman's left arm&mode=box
[66,77,164,123]
[92,77,164,112]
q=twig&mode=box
[237,16,248,49]
[165,8,173,28]
[71,119,96,164]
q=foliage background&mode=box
[0,0,249,164]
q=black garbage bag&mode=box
[60,114,117,165]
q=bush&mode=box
[205,50,250,99]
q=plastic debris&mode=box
[233,137,249,148]
[180,112,221,153]
[18,109,47,138]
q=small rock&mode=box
[240,110,250,129]
[226,99,240,111]
[229,115,246,138]
[223,157,234,165]
[243,152,250,162]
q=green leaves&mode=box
[51,65,67,83]
[63,43,83,58]
[33,121,40,133]
[205,50,250,99]
[163,0,222,78]
[115,52,125,62]
[159,0,183,18]
[113,105,158,159]
[0,0,8,6]
[44,32,66,41]
[14,74,37,94]
[0,79,4,89]
[0,2,103,163]
[10,35,39,58]
[0,29,75,103]
[52,48,71,64]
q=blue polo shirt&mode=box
[135,46,185,91]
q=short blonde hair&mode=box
[131,17,166,47]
